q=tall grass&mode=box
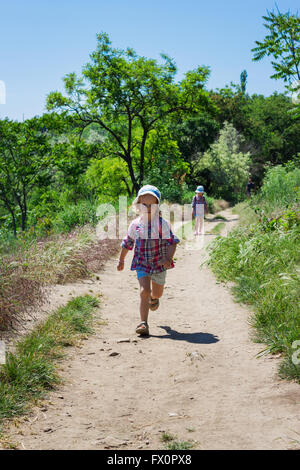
[232,201,259,226]
[259,165,300,213]
[0,260,45,331]
[208,165,300,382]
[0,224,119,330]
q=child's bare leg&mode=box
[199,216,204,234]
[151,281,164,300]
[195,216,200,234]
[149,280,164,311]
[139,276,151,323]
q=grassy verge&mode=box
[232,201,259,226]
[208,222,226,235]
[0,295,99,432]
[208,193,300,382]
[208,166,300,382]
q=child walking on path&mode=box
[117,185,180,336]
[192,185,209,235]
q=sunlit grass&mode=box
[208,205,300,382]
[0,295,99,426]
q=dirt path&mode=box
[4,210,300,450]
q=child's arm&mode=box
[192,196,196,217]
[118,221,136,271]
[117,247,129,271]
[162,243,177,268]
[160,220,180,268]
[204,197,209,215]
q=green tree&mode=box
[175,115,220,162]
[51,137,99,204]
[208,84,300,183]
[240,70,248,94]
[243,93,300,180]
[209,84,250,133]
[0,117,58,235]
[46,32,213,195]
[252,7,300,83]
[174,115,220,189]
[196,122,251,202]
[85,157,130,201]
[142,123,190,202]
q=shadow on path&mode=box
[205,217,239,223]
[147,325,219,344]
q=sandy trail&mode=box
[4,210,300,450]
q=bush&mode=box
[259,165,300,211]
[180,188,196,205]
[53,200,99,233]
[195,122,251,203]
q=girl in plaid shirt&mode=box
[117,185,180,336]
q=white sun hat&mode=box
[133,185,161,205]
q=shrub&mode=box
[53,200,99,233]
[195,122,251,203]
[259,165,300,211]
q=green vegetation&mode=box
[196,122,251,203]
[0,7,299,345]
[160,432,195,450]
[0,224,119,330]
[46,32,213,196]
[232,202,258,226]
[165,440,195,450]
[1,9,300,245]
[251,7,300,85]
[209,222,226,235]
[0,295,99,425]
[161,432,176,443]
[208,165,300,382]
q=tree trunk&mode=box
[126,157,139,195]
[11,211,17,238]
[21,210,27,232]
[139,130,148,186]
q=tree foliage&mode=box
[46,32,213,195]
[0,116,58,235]
[196,122,251,202]
[252,7,300,83]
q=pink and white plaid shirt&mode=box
[121,215,180,274]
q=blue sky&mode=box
[0,0,299,121]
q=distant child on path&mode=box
[192,185,208,235]
[246,178,255,198]
[117,185,180,336]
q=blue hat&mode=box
[133,185,161,205]
[195,185,204,193]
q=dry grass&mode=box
[0,263,46,331]
[0,224,120,331]
[212,199,230,212]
